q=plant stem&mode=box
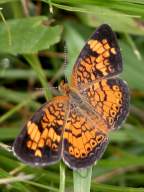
[59,162,65,192]
[73,166,92,192]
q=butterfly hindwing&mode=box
[13,96,68,166]
[63,103,109,169]
[80,78,129,130]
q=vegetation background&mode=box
[0,0,144,192]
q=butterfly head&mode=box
[59,80,70,95]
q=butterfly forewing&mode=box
[71,24,122,88]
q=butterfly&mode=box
[13,24,129,170]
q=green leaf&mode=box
[0,127,19,140]
[0,168,31,192]
[0,69,53,79]
[78,6,144,35]
[44,1,144,35]
[91,182,144,192]
[0,0,18,4]
[120,40,144,90]
[0,16,63,54]
[92,155,144,179]
[50,0,144,17]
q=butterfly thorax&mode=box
[69,88,97,117]
[60,80,97,116]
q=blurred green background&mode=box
[0,0,144,192]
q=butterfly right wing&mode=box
[13,96,69,166]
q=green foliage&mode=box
[0,0,144,192]
[0,17,62,54]
[0,0,18,4]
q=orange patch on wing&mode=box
[104,43,110,50]
[31,142,37,150]
[41,128,48,139]
[46,138,52,147]
[52,143,58,151]
[53,132,61,142]
[38,138,45,148]
[90,139,97,147]
[96,135,104,144]
[111,48,116,54]
[57,120,64,126]
[35,149,42,157]
[27,121,35,135]
[69,146,74,156]
[102,39,107,44]
[27,140,32,148]
[74,148,80,158]
[103,50,110,58]
[48,128,54,139]
[97,46,105,54]
[44,108,55,122]
[34,131,40,143]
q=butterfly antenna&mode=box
[64,41,68,83]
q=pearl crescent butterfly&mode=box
[13,24,129,169]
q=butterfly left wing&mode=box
[71,24,122,88]
[13,96,68,166]
[62,104,109,169]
